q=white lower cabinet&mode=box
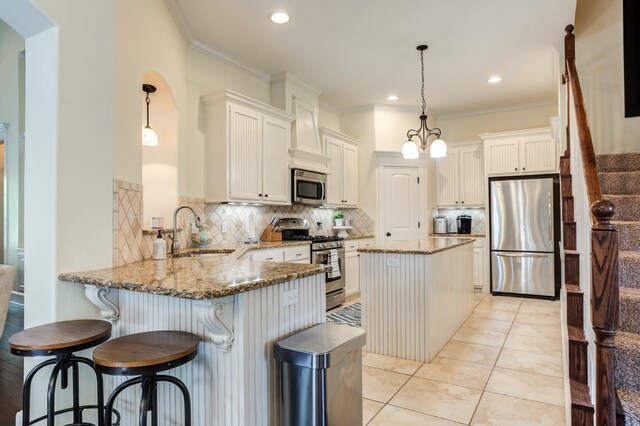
[344,238,375,297]
[472,238,486,290]
[247,245,310,263]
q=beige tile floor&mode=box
[360,293,566,425]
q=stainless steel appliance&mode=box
[276,218,346,310]
[456,215,472,234]
[433,216,448,234]
[292,169,327,206]
[489,176,560,298]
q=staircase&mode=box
[597,152,640,425]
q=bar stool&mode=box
[9,319,113,426]
[93,330,199,426]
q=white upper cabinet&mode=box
[320,128,359,208]
[482,128,558,176]
[292,97,323,155]
[202,90,295,205]
[435,142,484,207]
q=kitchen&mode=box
[0,1,573,425]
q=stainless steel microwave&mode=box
[292,169,326,205]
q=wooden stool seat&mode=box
[93,331,199,375]
[9,319,111,356]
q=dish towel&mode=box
[328,249,341,279]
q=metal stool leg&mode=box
[46,359,65,425]
[138,376,153,426]
[157,375,191,426]
[71,356,106,426]
[72,361,81,424]
[22,359,57,426]
[105,377,142,426]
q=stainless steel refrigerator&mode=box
[489,176,560,298]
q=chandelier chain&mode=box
[420,49,426,114]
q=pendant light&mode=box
[402,45,446,159]
[142,84,158,147]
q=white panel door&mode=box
[435,150,459,206]
[342,144,358,207]
[459,146,485,206]
[293,98,322,154]
[229,104,262,201]
[262,116,290,204]
[519,137,557,173]
[325,138,343,206]
[383,167,421,242]
[485,139,519,175]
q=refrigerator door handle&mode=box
[548,192,553,241]
[496,252,549,258]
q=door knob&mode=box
[386,232,391,237]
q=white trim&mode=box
[200,90,295,122]
[190,41,272,83]
[375,151,429,167]
[162,0,195,44]
[438,101,557,120]
[319,127,360,146]
[479,126,551,140]
[374,104,424,114]
[271,71,322,97]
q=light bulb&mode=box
[430,138,447,158]
[270,11,290,24]
[402,140,419,159]
[143,126,159,146]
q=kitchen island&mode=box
[358,238,475,362]
[59,242,327,426]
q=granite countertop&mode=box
[429,233,485,238]
[170,240,311,259]
[58,240,324,300]
[358,237,475,255]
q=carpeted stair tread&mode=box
[607,196,640,221]
[621,252,640,289]
[600,171,640,195]
[597,152,640,173]
[615,332,640,392]
[620,288,640,334]
[613,221,640,252]
[619,388,640,426]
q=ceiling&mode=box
[165,0,576,115]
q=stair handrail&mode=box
[564,24,620,426]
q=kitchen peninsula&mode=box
[358,237,475,362]
[58,241,328,426]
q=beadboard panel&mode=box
[108,275,325,426]
[360,244,474,362]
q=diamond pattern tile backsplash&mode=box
[434,208,487,234]
[112,179,376,266]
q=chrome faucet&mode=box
[169,205,202,254]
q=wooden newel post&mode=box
[591,199,619,426]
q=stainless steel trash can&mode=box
[274,323,366,426]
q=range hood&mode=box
[271,72,330,174]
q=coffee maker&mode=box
[456,215,472,234]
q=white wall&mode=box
[437,103,558,142]
[318,104,341,131]
[576,0,640,154]
[374,106,439,151]
[0,20,24,273]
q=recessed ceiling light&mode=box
[270,11,290,24]
[488,76,502,84]
[387,95,399,101]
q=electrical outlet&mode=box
[221,222,228,233]
[386,257,400,267]
[283,289,299,307]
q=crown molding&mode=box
[271,72,322,96]
[190,41,271,83]
[437,100,557,120]
[163,0,195,44]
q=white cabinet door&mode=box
[229,104,262,201]
[293,98,322,154]
[519,136,557,173]
[345,252,360,296]
[459,146,484,206]
[250,249,284,262]
[473,246,484,288]
[435,150,459,207]
[485,139,519,175]
[325,138,343,206]
[261,116,290,204]
[342,143,358,207]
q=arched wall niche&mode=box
[141,71,179,229]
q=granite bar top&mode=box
[58,240,324,300]
[358,237,475,255]
[429,233,485,238]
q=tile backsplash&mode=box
[434,207,487,234]
[112,179,376,266]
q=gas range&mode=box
[282,234,344,250]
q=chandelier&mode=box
[401,45,446,159]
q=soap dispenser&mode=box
[153,230,167,260]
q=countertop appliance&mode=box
[276,218,345,310]
[489,176,560,298]
[292,169,326,206]
[456,215,472,234]
[433,216,448,234]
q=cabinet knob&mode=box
[461,201,465,204]
[455,201,458,204]
[515,168,518,171]
[522,167,526,171]
[386,232,391,237]
[258,193,263,197]
[265,194,269,197]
